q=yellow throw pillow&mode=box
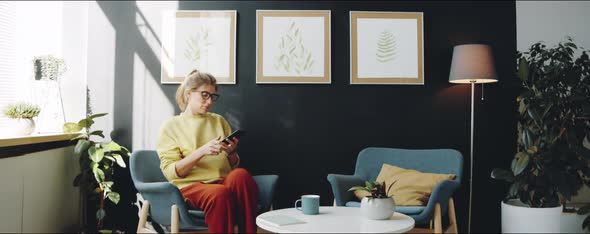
[353,164,456,206]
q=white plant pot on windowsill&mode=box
[501,199,562,233]
[360,197,395,220]
[6,118,36,136]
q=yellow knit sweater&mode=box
[156,111,235,189]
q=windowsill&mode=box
[0,132,79,148]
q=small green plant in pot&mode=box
[64,113,131,231]
[349,181,396,220]
[3,102,40,136]
[491,37,590,232]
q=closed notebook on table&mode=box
[258,215,306,227]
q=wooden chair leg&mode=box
[434,203,442,234]
[171,204,179,233]
[137,200,150,233]
[445,198,458,234]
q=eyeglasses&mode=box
[197,91,220,102]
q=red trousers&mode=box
[180,168,259,233]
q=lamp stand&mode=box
[468,81,475,234]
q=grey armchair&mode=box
[130,150,278,233]
[327,147,463,233]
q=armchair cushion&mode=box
[354,164,455,206]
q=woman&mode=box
[157,69,258,233]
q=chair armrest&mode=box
[326,174,364,206]
[253,175,279,212]
[134,181,194,226]
[414,180,461,223]
[135,181,179,193]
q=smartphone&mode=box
[222,129,245,144]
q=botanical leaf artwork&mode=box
[184,26,213,65]
[274,21,315,75]
[375,30,397,63]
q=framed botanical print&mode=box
[161,10,236,84]
[256,10,331,84]
[350,11,424,85]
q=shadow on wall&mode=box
[91,1,179,232]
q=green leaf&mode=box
[74,140,90,157]
[527,108,541,125]
[89,113,108,119]
[89,147,104,162]
[102,181,114,189]
[71,134,89,141]
[92,167,105,182]
[522,128,533,150]
[108,192,121,204]
[348,186,368,192]
[73,174,82,187]
[511,152,530,176]
[78,118,94,129]
[89,130,104,138]
[96,209,106,220]
[365,181,374,190]
[91,161,99,170]
[518,58,529,82]
[507,181,520,198]
[102,141,121,151]
[112,154,126,168]
[63,122,82,133]
[491,168,515,182]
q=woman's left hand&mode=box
[221,137,239,154]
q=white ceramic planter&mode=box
[7,118,35,136]
[501,199,562,233]
[360,197,395,220]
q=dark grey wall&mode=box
[98,1,517,232]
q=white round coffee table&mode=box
[256,206,415,233]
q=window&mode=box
[0,2,66,135]
[0,2,17,132]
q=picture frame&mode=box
[161,10,236,84]
[350,11,424,85]
[256,10,331,84]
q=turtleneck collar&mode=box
[181,110,208,119]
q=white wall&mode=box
[61,1,88,124]
[86,2,117,140]
[132,1,178,150]
[86,1,177,148]
[517,1,590,51]
[517,0,590,204]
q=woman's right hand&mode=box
[196,136,223,157]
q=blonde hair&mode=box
[175,69,218,111]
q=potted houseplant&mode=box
[2,102,41,136]
[33,55,67,131]
[63,113,131,233]
[491,37,590,232]
[349,181,395,220]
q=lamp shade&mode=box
[449,44,498,84]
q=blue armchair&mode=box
[327,147,463,233]
[130,150,278,233]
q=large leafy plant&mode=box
[64,113,131,229]
[491,38,590,214]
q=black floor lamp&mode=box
[448,44,498,234]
